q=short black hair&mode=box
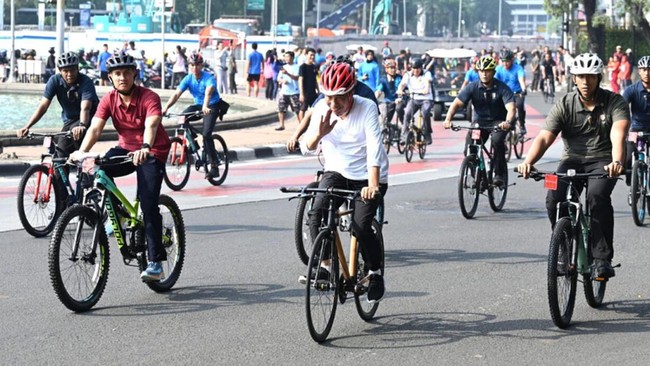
[252,42,258,49]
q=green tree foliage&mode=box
[543,0,598,53]
[619,0,650,47]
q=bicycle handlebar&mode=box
[164,111,203,118]
[512,168,610,181]
[26,131,72,139]
[280,186,359,198]
[450,123,502,132]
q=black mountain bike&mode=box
[452,123,509,218]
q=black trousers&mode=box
[102,147,167,262]
[183,104,219,165]
[464,128,508,177]
[308,171,388,271]
[545,159,618,260]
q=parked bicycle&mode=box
[628,131,650,226]
[48,153,186,312]
[518,169,616,329]
[163,110,229,190]
[17,131,81,237]
[452,123,509,218]
[281,186,385,343]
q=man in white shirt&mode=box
[397,59,434,144]
[303,62,389,303]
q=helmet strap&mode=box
[117,83,136,96]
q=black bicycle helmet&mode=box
[188,52,204,65]
[56,51,79,69]
[106,53,137,72]
[500,49,514,61]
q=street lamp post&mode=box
[457,0,462,38]
[498,0,502,36]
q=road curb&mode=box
[1,144,298,177]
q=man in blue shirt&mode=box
[357,49,380,91]
[17,51,99,157]
[97,44,112,86]
[623,55,650,185]
[443,56,516,187]
[245,42,264,98]
[495,49,528,135]
[162,52,223,178]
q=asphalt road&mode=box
[1,165,649,364]
[2,91,650,364]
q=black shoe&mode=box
[493,175,505,187]
[208,165,220,178]
[425,134,432,145]
[367,273,385,304]
[592,259,615,280]
[519,126,527,136]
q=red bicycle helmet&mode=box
[320,62,356,96]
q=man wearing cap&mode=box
[397,59,434,144]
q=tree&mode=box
[620,0,650,46]
[543,0,598,53]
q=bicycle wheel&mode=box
[381,127,392,154]
[206,134,230,186]
[513,130,525,159]
[17,164,65,238]
[305,230,339,343]
[404,131,415,163]
[504,131,513,163]
[488,166,508,212]
[418,132,426,159]
[48,205,110,312]
[547,217,578,329]
[164,137,191,191]
[584,230,607,308]
[294,181,319,265]
[458,155,480,219]
[354,220,384,321]
[140,194,186,293]
[396,129,406,154]
[630,160,647,226]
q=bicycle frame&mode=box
[75,158,141,261]
[557,178,591,275]
[466,128,494,180]
[170,122,201,166]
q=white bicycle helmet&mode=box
[638,55,650,69]
[570,53,604,75]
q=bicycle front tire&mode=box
[206,134,229,186]
[294,181,319,265]
[381,127,392,154]
[405,131,415,163]
[305,230,338,343]
[458,155,480,218]
[164,137,191,191]
[630,160,647,226]
[140,194,186,293]
[547,217,578,329]
[488,167,508,212]
[17,164,65,237]
[513,130,525,159]
[49,205,110,312]
[354,220,384,321]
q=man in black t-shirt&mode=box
[299,48,319,120]
[540,52,558,97]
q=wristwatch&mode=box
[141,143,151,150]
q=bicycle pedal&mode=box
[298,275,307,284]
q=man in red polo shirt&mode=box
[72,53,171,282]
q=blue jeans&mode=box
[102,147,167,262]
